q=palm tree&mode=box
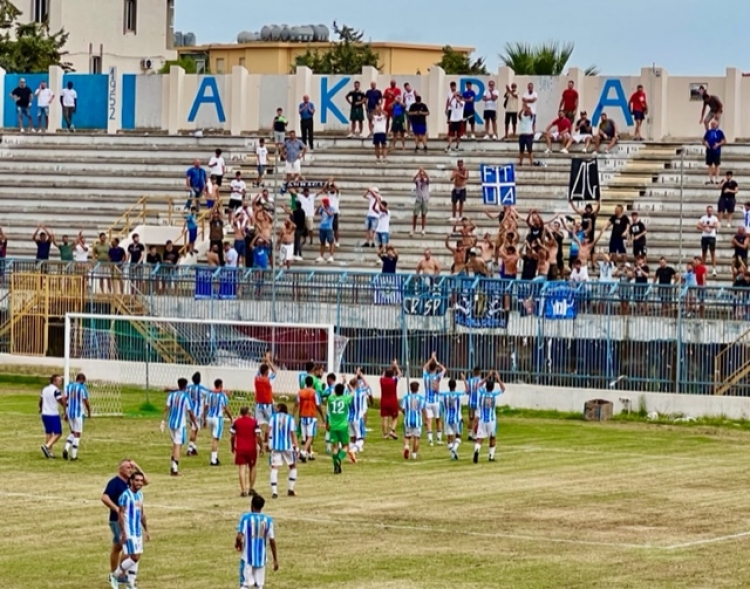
[499,41,599,76]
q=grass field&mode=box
[3,377,750,589]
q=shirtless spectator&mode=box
[542,228,561,279]
[570,232,602,268]
[253,207,274,246]
[466,249,488,276]
[698,86,723,131]
[416,249,441,276]
[277,219,296,270]
[477,233,495,274]
[570,200,599,269]
[498,243,519,280]
[206,244,221,267]
[536,247,552,280]
[450,159,469,221]
[232,218,247,267]
[543,110,573,154]
[412,168,430,236]
[445,236,469,275]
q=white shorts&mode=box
[190,414,201,431]
[348,419,364,440]
[124,536,143,556]
[476,420,497,440]
[280,243,294,262]
[254,403,273,425]
[404,426,421,438]
[549,130,569,142]
[68,417,83,434]
[425,402,441,420]
[300,417,318,439]
[573,133,592,144]
[443,422,459,437]
[242,564,265,589]
[170,427,184,445]
[270,450,296,467]
[284,159,301,175]
[206,416,224,439]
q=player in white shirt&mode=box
[445,81,465,152]
[522,82,539,132]
[208,148,226,186]
[482,80,500,140]
[255,139,269,186]
[697,205,720,275]
[34,82,54,132]
[228,171,247,212]
[371,105,388,163]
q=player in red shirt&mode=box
[559,81,579,123]
[543,110,573,154]
[628,84,648,141]
[378,359,402,440]
[230,406,263,497]
[382,80,401,132]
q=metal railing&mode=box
[106,195,184,242]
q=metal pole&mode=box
[678,147,685,268]
[270,141,280,357]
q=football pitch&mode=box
[2,382,750,588]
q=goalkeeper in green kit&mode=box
[326,383,356,474]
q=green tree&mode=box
[437,45,489,76]
[499,41,598,76]
[0,0,71,72]
[293,21,380,74]
[159,56,207,74]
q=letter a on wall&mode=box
[591,79,633,127]
[188,77,226,123]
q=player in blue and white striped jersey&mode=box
[62,372,91,461]
[265,404,299,498]
[235,494,278,589]
[400,381,427,460]
[473,370,505,464]
[347,369,372,454]
[111,471,149,589]
[463,366,483,440]
[186,371,211,456]
[160,378,197,476]
[441,378,465,460]
[422,352,447,446]
[204,378,233,466]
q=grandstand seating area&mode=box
[0,133,744,281]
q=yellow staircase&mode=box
[714,328,750,395]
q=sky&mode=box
[176,0,750,75]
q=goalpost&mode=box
[63,313,347,416]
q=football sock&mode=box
[427,431,433,443]
[211,451,218,463]
[171,458,178,473]
[127,561,139,584]
[437,432,443,442]
[117,558,136,575]
[489,446,496,459]
[64,434,74,452]
[411,452,417,460]
[270,469,279,494]
[71,438,80,459]
[337,449,347,462]
[288,468,297,491]
[474,443,481,454]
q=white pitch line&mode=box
[0,490,653,551]
[665,530,750,550]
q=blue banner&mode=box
[481,164,516,206]
[372,274,403,306]
[542,284,578,320]
[402,278,448,317]
[455,279,508,329]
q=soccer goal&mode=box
[63,313,347,416]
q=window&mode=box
[216,58,225,74]
[32,0,49,23]
[89,55,102,74]
[124,0,137,33]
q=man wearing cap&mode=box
[11,78,33,132]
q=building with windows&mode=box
[22,0,176,73]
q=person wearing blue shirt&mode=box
[183,206,198,254]
[32,224,52,262]
[299,94,315,149]
[186,371,211,457]
[365,81,383,135]
[235,494,278,589]
[400,381,427,460]
[185,160,207,210]
[62,373,91,461]
[462,81,477,139]
[160,378,197,477]
[473,371,505,463]
[250,235,271,270]
[703,120,726,184]
[316,199,336,263]
[441,378,465,460]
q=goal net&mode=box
[63,313,347,416]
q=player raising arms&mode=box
[294,376,325,463]
[473,370,506,464]
[236,493,278,589]
[204,378,233,466]
[266,404,299,498]
[161,378,197,476]
[186,371,210,456]
[63,372,91,461]
[463,367,483,441]
[111,470,149,589]
[441,378,464,460]
[327,382,356,474]
[423,352,446,446]
[400,381,427,460]
[379,359,401,439]
[254,353,277,443]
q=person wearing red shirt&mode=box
[692,255,709,316]
[628,84,648,141]
[382,80,401,132]
[559,81,579,124]
[379,359,402,440]
[543,110,573,154]
[253,355,276,440]
[230,406,262,497]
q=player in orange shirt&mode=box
[254,352,277,444]
[294,376,325,463]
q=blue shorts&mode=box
[234,238,246,257]
[38,106,49,118]
[109,521,122,545]
[376,232,389,246]
[188,227,198,243]
[42,414,62,435]
[365,216,378,232]
[373,132,387,146]
[257,165,266,176]
[609,237,626,255]
[412,122,426,136]
[633,111,645,121]
[319,228,334,244]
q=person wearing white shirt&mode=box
[35,82,54,132]
[482,80,500,140]
[403,82,416,134]
[522,82,539,132]
[517,106,535,166]
[697,205,720,274]
[597,253,616,283]
[569,259,589,283]
[371,105,388,163]
[295,188,316,245]
[363,187,382,248]
[73,232,89,263]
[255,139,268,186]
[228,171,247,212]
[445,81,465,152]
[208,148,226,186]
[39,374,64,458]
[223,242,239,267]
[60,81,77,131]
[375,200,391,254]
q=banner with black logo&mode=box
[568,158,601,201]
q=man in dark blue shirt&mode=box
[299,94,316,149]
[32,224,52,262]
[185,160,207,210]
[462,81,477,139]
[703,120,726,184]
[365,81,383,137]
[380,245,399,274]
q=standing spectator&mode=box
[209,209,225,266]
[383,80,401,132]
[693,255,709,315]
[372,104,388,164]
[572,110,594,152]
[408,94,429,152]
[411,168,430,235]
[162,240,179,291]
[228,171,246,212]
[322,179,341,248]
[379,245,398,274]
[0,227,6,281]
[697,205,720,276]
[255,139,268,186]
[628,84,648,141]
[521,82,538,132]
[208,148,225,188]
[32,224,52,263]
[146,245,161,266]
[185,160,207,210]
[55,233,74,262]
[390,96,407,151]
[558,80,578,124]
[445,82,464,152]
[718,171,739,227]
[272,107,287,153]
[698,86,723,131]
[316,198,336,263]
[183,207,199,254]
[282,131,306,182]
[403,82,416,135]
[599,205,630,265]
[375,200,391,254]
[450,159,469,221]
[543,110,573,154]
[284,201,306,261]
[703,120,726,184]
[569,258,589,283]
[73,232,88,264]
[345,81,366,138]
[628,212,647,260]
[731,226,749,280]
[127,234,145,292]
[593,112,618,154]
[482,80,499,140]
[362,188,381,248]
[92,232,110,292]
[654,256,677,314]
[10,77,33,132]
[34,81,54,132]
[224,241,239,268]
[461,81,477,139]
[503,83,519,139]
[744,202,750,231]
[294,187,315,246]
[230,406,262,498]
[108,238,126,295]
[60,81,77,132]
[365,81,382,137]
[517,106,535,166]
[298,95,315,149]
